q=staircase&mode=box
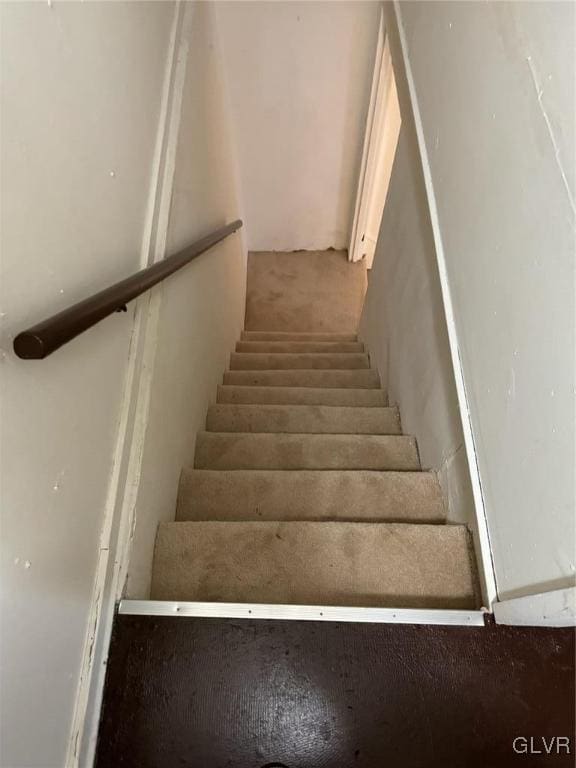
[150,253,479,610]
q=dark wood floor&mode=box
[96,614,574,768]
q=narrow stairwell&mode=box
[150,253,479,611]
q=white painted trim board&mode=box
[349,8,385,264]
[494,586,576,627]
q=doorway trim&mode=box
[349,9,400,267]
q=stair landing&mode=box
[245,250,367,333]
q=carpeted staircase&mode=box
[150,271,479,609]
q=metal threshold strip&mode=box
[119,600,487,626]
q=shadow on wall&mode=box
[359,122,479,565]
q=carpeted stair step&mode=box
[229,352,370,370]
[151,521,477,609]
[194,432,420,470]
[216,385,387,406]
[205,404,401,434]
[236,340,365,354]
[176,469,445,523]
[223,369,380,388]
[241,331,358,342]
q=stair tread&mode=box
[236,341,365,353]
[241,331,358,342]
[177,469,445,523]
[217,385,387,406]
[194,432,420,471]
[229,352,370,370]
[223,369,380,388]
[206,404,401,434]
[151,521,477,609]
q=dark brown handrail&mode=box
[13,219,243,359]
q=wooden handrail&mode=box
[13,219,243,359]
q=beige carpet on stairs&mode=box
[205,404,401,434]
[150,250,479,609]
[245,250,367,333]
[223,368,381,388]
[216,384,387,406]
[152,521,476,608]
[176,470,445,523]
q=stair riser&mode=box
[217,385,387,407]
[177,470,446,523]
[151,521,476,609]
[194,433,420,471]
[229,352,370,370]
[205,405,401,434]
[236,341,365,353]
[223,370,380,388]
[241,331,358,342]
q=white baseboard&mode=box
[65,4,193,766]
[493,586,576,627]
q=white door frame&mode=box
[349,9,399,268]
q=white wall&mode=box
[0,3,176,766]
[124,1,246,600]
[359,123,484,596]
[1,2,247,765]
[360,124,476,530]
[395,0,575,601]
[216,1,380,251]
